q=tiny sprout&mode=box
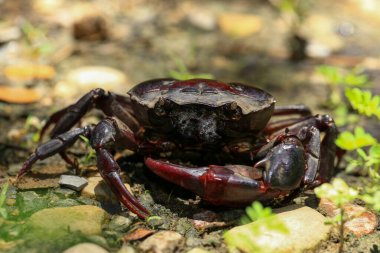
[240,201,273,225]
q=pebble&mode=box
[319,198,378,237]
[81,176,132,204]
[108,215,133,232]
[55,66,129,99]
[117,244,137,253]
[186,248,210,253]
[138,231,183,253]
[28,205,107,235]
[82,177,114,203]
[225,205,331,253]
[59,175,88,191]
[63,243,109,253]
[218,13,262,37]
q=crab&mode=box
[18,78,338,219]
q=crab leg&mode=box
[90,118,150,218]
[40,88,139,140]
[18,125,93,178]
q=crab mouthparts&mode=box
[171,109,221,143]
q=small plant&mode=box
[345,88,380,119]
[79,135,96,165]
[168,57,213,80]
[224,201,288,253]
[316,65,370,108]
[24,115,44,144]
[314,178,359,253]
[0,182,9,219]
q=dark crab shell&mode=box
[128,78,275,115]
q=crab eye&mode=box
[154,97,167,116]
[224,102,242,120]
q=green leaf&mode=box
[335,127,377,151]
[345,88,380,119]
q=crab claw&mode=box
[144,157,279,206]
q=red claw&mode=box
[145,157,272,206]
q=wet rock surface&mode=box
[27,205,108,235]
[226,205,332,253]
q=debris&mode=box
[218,13,262,37]
[123,227,155,242]
[0,86,41,104]
[3,65,55,81]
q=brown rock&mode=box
[138,231,183,253]
[319,198,378,237]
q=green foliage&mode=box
[314,178,359,253]
[225,202,288,253]
[316,65,369,87]
[168,58,213,80]
[79,135,96,165]
[316,65,370,111]
[24,115,43,143]
[345,88,380,119]
[315,178,358,207]
[0,182,9,219]
[336,127,377,151]
[240,201,273,225]
[21,21,55,58]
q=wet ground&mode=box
[1,0,380,252]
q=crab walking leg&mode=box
[40,88,139,140]
[273,104,312,117]
[90,119,150,219]
[18,125,93,179]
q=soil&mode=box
[0,0,380,252]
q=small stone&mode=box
[218,13,262,37]
[225,205,331,253]
[81,177,116,203]
[55,66,128,99]
[185,237,202,247]
[54,188,78,198]
[59,175,88,191]
[63,243,108,253]
[319,198,378,236]
[108,215,132,232]
[117,244,137,253]
[138,231,183,253]
[186,8,216,31]
[28,205,107,235]
[186,248,210,253]
[81,176,132,204]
